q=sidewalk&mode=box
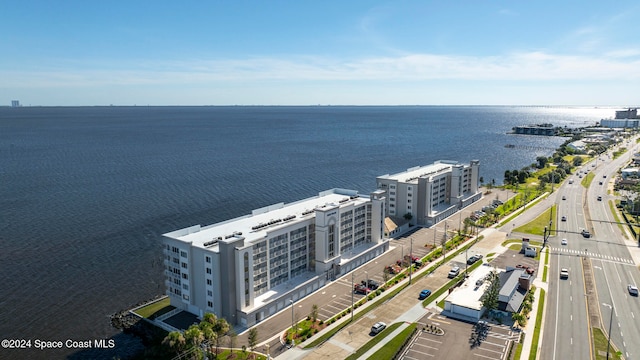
[518,246,548,360]
[356,322,410,360]
[274,218,542,360]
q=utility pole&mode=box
[351,272,354,322]
[409,237,413,284]
[290,299,295,343]
[603,303,614,360]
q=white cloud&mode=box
[3,50,640,90]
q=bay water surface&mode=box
[0,105,613,359]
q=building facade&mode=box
[162,188,387,327]
[376,160,481,227]
[600,118,639,129]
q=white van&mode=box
[448,266,461,279]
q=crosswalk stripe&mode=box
[549,247,633,264]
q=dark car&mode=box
[362,279,379,290]
[419,289,432,300]
[581,229,591,238]
[467,254,483,265]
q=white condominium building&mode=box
[162,188,387,327]
[376,160,481,226]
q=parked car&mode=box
[597,196,602,201]
[561,238,568,246]
[628,284,639,296]
[419,289,432,300]
[371,322,386,335]
[362,279,379,290]
[448,266,461,279]
[560,268,569,279]
[562,195,566,200]
[561,215,567,221]
[581,229,591,238]
[354,283,371,295]
[467,254,483,265]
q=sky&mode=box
[2,1,640,106]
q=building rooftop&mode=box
[446,265,494,311]
[377,160,461,183]
[163,188,370,249]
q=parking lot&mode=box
[401,311,521,360]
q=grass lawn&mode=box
[344,322,404,360]
[286,319,327,345]
[528,289,545,360]
[133,297,174,319]
[513,205,556,236]
[210,349,267,360]
[365,323,417,360]
[593,328,622,360]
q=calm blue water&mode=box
[0,105,613,359]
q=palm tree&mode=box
[248,328,258,352]
[213,317,230,355]
[184,324,204,354]
[162,331,186,355]
[310,304,319,324]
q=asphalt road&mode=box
[542,138,640,360]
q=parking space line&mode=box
[404,353,434,359]
[474,342,506,352]
[416,337,443,345]
[474,352,502,359]
[412,342,439,351]
[406,349,436,358]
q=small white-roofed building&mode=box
[444,266,532,322]
[162,188,387,327]
[376,160,481,227]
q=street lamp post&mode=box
[351,272,354,321]
[465,247,469,276]
[365,271,368,300]
[409,237,413,284]
[290,299,295,344]
[602,302,614,360]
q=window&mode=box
[182,284,188,290]
[180,250,188,258]
[328,224,335,258]
[207,301,213,308]
[181,262,188,269]
[207,279,212,286]
[205,256,211,263]
[207,290,212,296]
[181,273,188,280]
[206,268,212,274]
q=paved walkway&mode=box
[275,195,550,360]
